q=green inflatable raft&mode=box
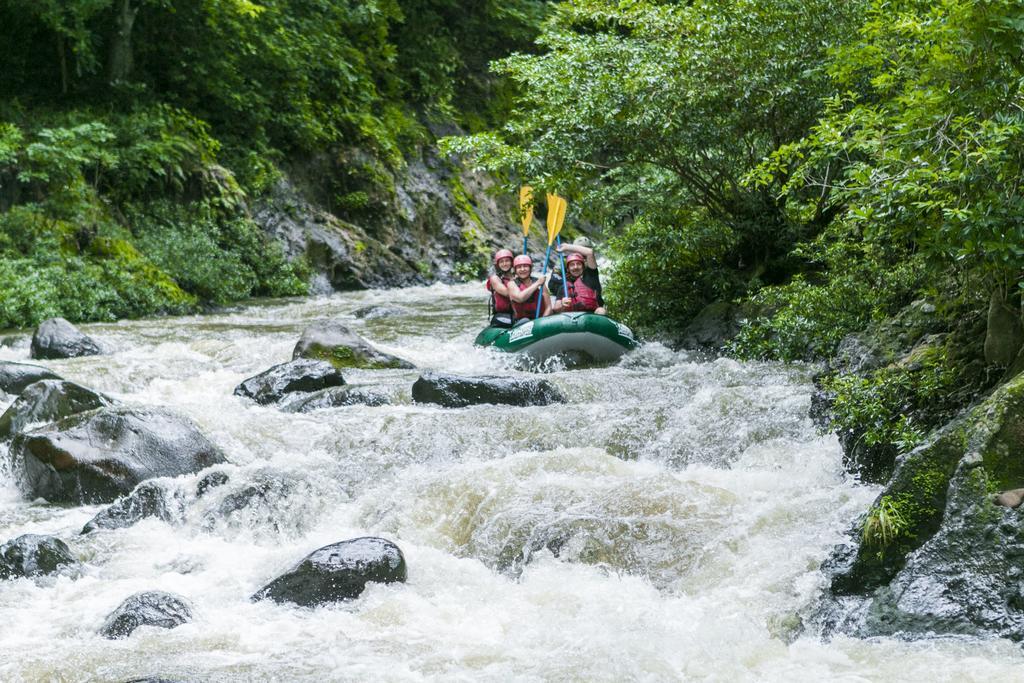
[474,312,638,364]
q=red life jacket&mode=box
[486,274,513,313]
[565,274,600,312]
[511,278,543,320]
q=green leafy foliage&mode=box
[444,0,862,333]
[824,344,969,455]
[730,230,927,360]
[0,207,195,328]
[0,0,547,329]
[762,0,1024,292]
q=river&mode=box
[1,283,1022,681]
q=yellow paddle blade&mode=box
[545,193,567,245]
[519,186,534,235]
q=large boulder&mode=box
[30,318,102,360]
[0,379,114,441]
[856,455,1024,640]
[0,362,62,395]
[0,534,80,579]
[12,406,228,504]
[252,537,407,606]
[99,591,193,639]
[816,373,1024,641]
[293,320,413,370]
[280,385,391,412]
[233,359,346,405]
[81,481,185,534]
[412,372,565,408]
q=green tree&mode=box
[444,0,862,332]
[762,0,1024,299]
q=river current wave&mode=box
[1,283,1023,681]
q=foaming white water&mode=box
[1,283,1023,681]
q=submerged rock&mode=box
[0,534,79,579]
[0,362,62,395]
[411,372,565,408]
[280,385,391,412]
[293,320,414,370]
[252,537,406,606]
[12,406,228,504]
[0,379,114,441]
[353,305,408,319]
[81,481,185,534]
[30,318,102,360]
[99,591,193,639]
[196,470,230,497]
[233,358,346,405]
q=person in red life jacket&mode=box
[507,254,552,321]
[548,240,607,315]
[486,248,515,327]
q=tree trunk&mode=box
[57,36,68,94]
[984,286,1024,366]
[107,0,138,84]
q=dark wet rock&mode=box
[412,372,565,408]
[81,481,185,534]
[293,320,413,370]
[817,373,1024,641]
[280,385,392,412]
[233,358,346,405]
[252,537,406,606]
[833,334,885,375]
[0,362,62,395]
[674,301,751,351]
[0,379,114,441]
[30,317,102,360]
[857,456,1024,640]
[0,534,79,579]
[12,406,228,504]
[353,305,408,319]
[99,591,193,639]
[196,470,230,497]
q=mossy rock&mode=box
[830,372,1024,595]
[292,320,413,370]
[89,237,197,309]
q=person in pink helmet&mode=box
[507,254,552,321]
[548,240,606,314]
[486,249,515,327]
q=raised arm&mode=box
[558,242,597,269]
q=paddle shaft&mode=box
[535,244,552,319]
[556,235,569,299]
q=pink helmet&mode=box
[513,255,532,267]
[565,253,585,265]
[494,249,514,265]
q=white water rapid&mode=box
[1,283,1023,681]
